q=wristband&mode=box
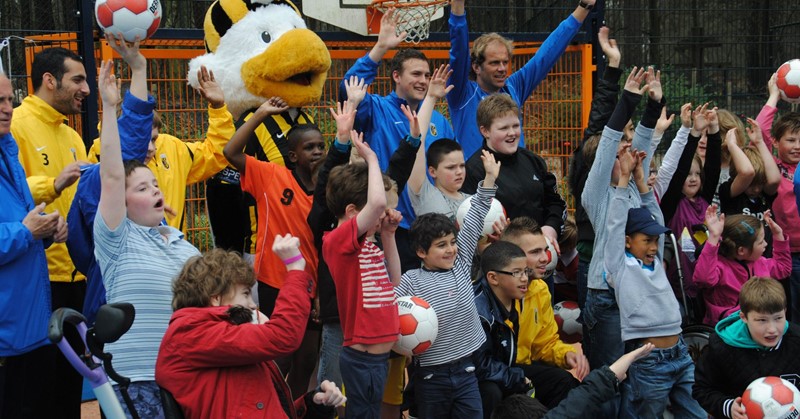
[332,138,351,153]
[282,254,304,265]
[578,0,593,9]
[405,134,421,148]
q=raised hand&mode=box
[597,26,620,68]
[98,60,120,106]
[745,117,763,148]
[344,75,368,108]
[426,64,454,100]
[480,149,501,187]
[655,106,675,134]
[690,102,710,137]
[645,67,662,102]
[351,130,376,163]
[617,144,636,178]
[764,210,785,241]
[725,127,740,150]
[679,103,693,128]
[623,66,649,96]
[380,208,403,235]
[399,104,421,139]
[631,149,647,185]
[377,8,407,50]
[194,66,225,108]
[105,32,145,71]
[330,100,358,142]
[272,233,305,271]
[254,97,289,119]
[704,204,724,245]
[705,106,719,134]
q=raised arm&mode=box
[222,97,288,175]
[726,128,755,198]
[407,64,453,195]
[183,66,236,183]
[654,104,691,198]
[758,73,780,149]
[603,145,638,283]
[352,131,388,237]
[446,0,471,108]
[693,204,725,289]
[747,117,781,196]
[97,60,126,230]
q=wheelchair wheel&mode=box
[682,324,713,362]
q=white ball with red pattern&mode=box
[394,296,438,356]
[742,376,800,419]
[455,196,506,236]
[95,0,162,43]
[777,59,800,104]
[553,300,582,344]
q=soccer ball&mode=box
[394,296,438,356]
[776,59,800,104]
[742,376,800,419]
[455,196,506,236]
[553,300,583,344]
[95,0,162,43]
[543,237,558,278]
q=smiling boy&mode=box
[694,277,800,419]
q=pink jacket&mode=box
[693,237,792,325]
[757,104,800,252]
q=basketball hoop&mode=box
[368,0,449,44]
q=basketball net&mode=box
[369,0,448,44]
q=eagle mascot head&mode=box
[188,0,331,118]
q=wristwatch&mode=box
[578,0,593,10]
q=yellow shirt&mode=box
[513,278,575,368]
[11,95,88,282]
[89,105,235,232]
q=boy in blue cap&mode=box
[604,147,705,418]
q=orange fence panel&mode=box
[26,36,593,250]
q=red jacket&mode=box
[156,270,328,419]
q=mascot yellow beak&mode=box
[241,28,331,108]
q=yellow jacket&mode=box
[11,95,88,282]
[513,279,576,368]
[88,105,235,231]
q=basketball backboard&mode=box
[302,0,445,38]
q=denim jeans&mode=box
[620,338,706,419]
[583,289,624,369]
[414,356,482,419]
[576,259,589,318]
[317,322,343,387]
[789,253,800,322]
[339,347,389,419]
[582,288,623,418]
[113,381,165,419]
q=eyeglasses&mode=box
[493,268,533,279]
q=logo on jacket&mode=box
[161,154,170,169]
[429,123,438,137]
[532,174,539,181]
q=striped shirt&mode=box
[94,215,200,382]
[323,217,399,346]
[395,183,495,366]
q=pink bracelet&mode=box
[282,254,303,265]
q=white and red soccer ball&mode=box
[543,237,558,278]
[394,296,438,356]
[742,376,800,419]
[95,0,162,43]
[553,300,582,344]
[455,196,507,236]
[776,59,800,104]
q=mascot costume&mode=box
[188,0,330,255]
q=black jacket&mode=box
[693,322,800,418]
[463,145,565,235]
[543,366,619,418]
[569,66,623,245]
[473,278,528,393]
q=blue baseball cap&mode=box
[625,207,670,236]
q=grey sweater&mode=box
[603,187,682,342]
[581,122,654,290]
